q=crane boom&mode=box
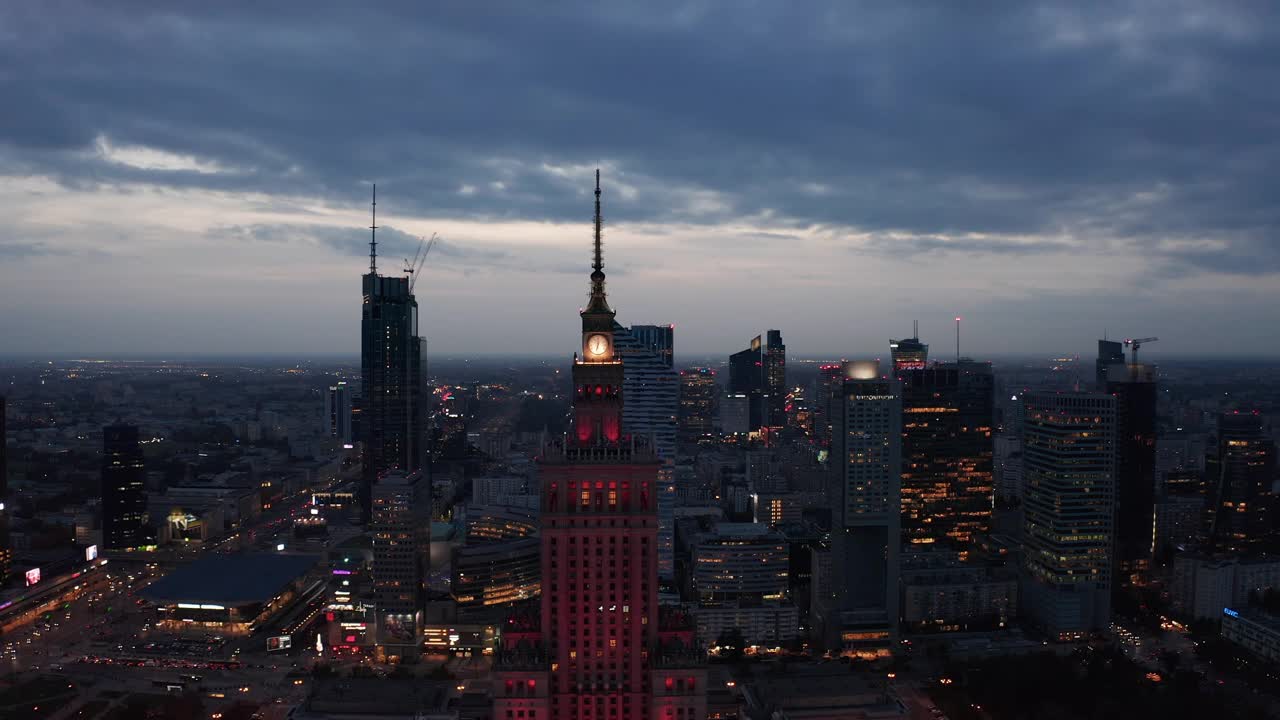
[1122,336,1158,365]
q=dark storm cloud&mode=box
[853,234,1078,257]
[2,1,1280,272]
[207,222,599,276]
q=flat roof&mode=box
[142,553,319,606]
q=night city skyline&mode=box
[4,3,1280,357]
[3,5,1280,720]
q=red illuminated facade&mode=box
[494,172,705,720]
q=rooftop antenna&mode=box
[369,183,378,275]
[955,316,962,363]
[913,319,919,340]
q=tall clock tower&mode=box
[575,170,624,446]
[494,171,705,720]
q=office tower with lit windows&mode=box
[820,360,901,657]
[0,396,9,583]
[1021,391,1116,640]
[1207,412,1277,553]
[890,326,928,374]
[452,505,540,621]
[629,324,674,369]
[813,363,844,450]
[899,360,995,552]
[360,188,425,524]
[1095,339,1126,389]
[102,424,148,550]
[494,172,704,720]
[325,381,353,445]
[371,469,428,660]
[0,395,6,497]
[763,329,786,427]
[614,322,679,581]
[1106,363,1158,585]
[691,523,789,603]
[729,336,766,432]
[613,324,679,461]
[678,368,717,442]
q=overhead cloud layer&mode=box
[1,1,1278,357]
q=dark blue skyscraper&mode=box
[629,324,674,368]
[763,329,786,428]
[102,424,148,550]
[729,336,765,432]
[360,187,425,524]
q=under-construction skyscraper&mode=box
[360,186,426,524]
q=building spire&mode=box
[369,183,378,275]
[593,168,603,275]
[585,168,612,314]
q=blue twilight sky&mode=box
[2,2,1279,359]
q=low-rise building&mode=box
[1221,608,1280,664]
[694,601,800,648]
[1171,554,1280,620]
[901,564,1018,634]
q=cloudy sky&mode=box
[2,2,1278,359]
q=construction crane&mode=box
[1122,337,1158,365]
[402,232,438,293]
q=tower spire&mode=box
[593,169,603,274]
[585,168,612,314]
[369,183,378,275]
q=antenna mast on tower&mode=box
[369,184,378,275]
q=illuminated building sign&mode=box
[267,635,292,652]
[25,568,40,587]
[1224,608,1240,618]
[85,545,99,562]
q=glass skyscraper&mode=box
[102,424,148,550]
[360,244,425,524]
[1021,391,1116,640]
[899,360,995,552]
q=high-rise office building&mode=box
[614,322,679,581]
[899,361,995,552]
[371,470,428,660]
[452,506,540,621]
[0,395,6,497]
[1207,412,1277,553]
[1021,392,1116,640]
[813,363,844,450]
[0,396,9,583]
[324,381,353,445]
[1106,363,1158,585]
[678,368,717,441]
[823,360,901,657]
[102,424,148,550]
[494,172,705,720]
[763,330,786,428]
[691,523,789,603]
[890,326,928,374]
[729,336,766,432]
[720,393,750,435]
[1095,339,1126,389]
[613,324,679,462]
[360,188,425,524]
[629,324,674,369]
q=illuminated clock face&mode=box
[587,333,609,357]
